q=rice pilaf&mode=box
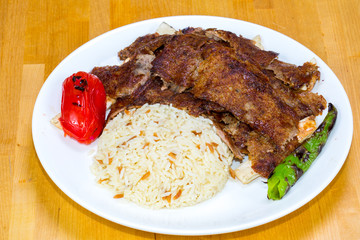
[91,104,233,208]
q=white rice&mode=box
[91,104,233,208]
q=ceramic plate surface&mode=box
[32,16,353,235]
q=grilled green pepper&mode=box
[267,103,337,200]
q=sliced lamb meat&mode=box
[118,33,173,60]
[263,69,326,118]
[208,112,251,156]
[211,121,246,160]
[191,50,300,146]
[296,91,327,116]
[91,54,155,99]
[107,78,226,119]
[148,31,323,146]
[151,34,210,91]
[206,29,320,91]
[266,59,320,91]
[247,131,300,178]
[204,29,279,68]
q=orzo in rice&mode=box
[91,104,233,208]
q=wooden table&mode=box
[1,0,359,239]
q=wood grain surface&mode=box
[1,0,359,239]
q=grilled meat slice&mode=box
[247,131,299,178]
[118,34,173,60]
[296,91,326,116]
[181,27,207,35]
[204,29,279,68]
[150,30,324,146]
[208,112,251,157]
[91,54,155,99]
[107,79,226,119]
[191,50,300,146]
[178,27,279,68]
[211,120,247,160]
[263,69,326,118]
[152,34,210,91]
[266,59,320,91]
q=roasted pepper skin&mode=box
[267,103,337,200]
[59,71,106,144]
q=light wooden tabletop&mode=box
[1,0,359,239]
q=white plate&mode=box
[32,16,353,235]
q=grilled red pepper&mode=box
[59,71,106,144]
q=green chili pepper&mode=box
[267,103,337,200]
